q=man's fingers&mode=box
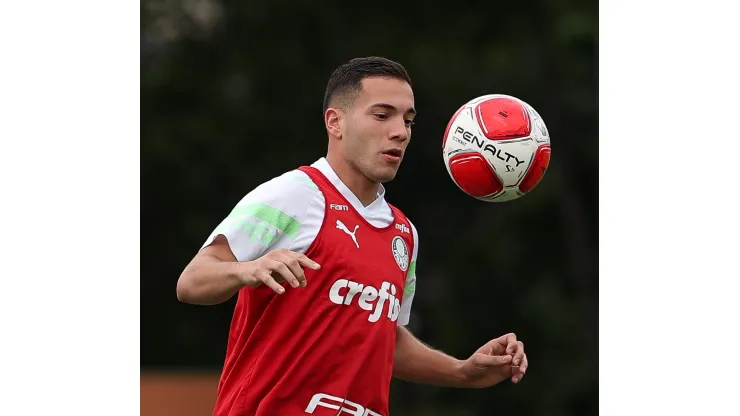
[486,341,507,356]
[255,269,285,294]
[520,354,528,374]
[511,341,525,366]
[511,363,527,383]
[277,255,307,288]
[295,253,321,271]
[495,333,517,349]
[504,335,519,355]
[267,260,300,289]
[474,353,512,368]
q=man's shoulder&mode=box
[246,168,323,207]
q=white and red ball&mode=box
[442,94,551,202]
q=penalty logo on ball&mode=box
[391,236,409,272]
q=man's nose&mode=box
[389,119,409,142]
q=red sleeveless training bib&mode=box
[212,166,414,416]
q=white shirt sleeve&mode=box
[201,170,323,262]
[397,220,419,326]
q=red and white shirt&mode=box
[202,158,419,416]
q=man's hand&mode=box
[178,237,322,305]
[459,333,528,388]
[240,248,321,293]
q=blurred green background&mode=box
[141,0,597,414]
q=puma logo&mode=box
[336,220,360,248]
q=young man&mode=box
[177,57,528,416]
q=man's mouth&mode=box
[382,149,403,158]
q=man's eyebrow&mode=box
[370,103,416,115]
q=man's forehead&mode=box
[357,77,414,105]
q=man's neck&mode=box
[325,154,379,207]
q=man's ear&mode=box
[325,107,343,139]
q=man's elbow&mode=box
[176,273,226,306]
[176,274,196,304]
[176,273,209,305]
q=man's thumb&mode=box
[473,353,512,367]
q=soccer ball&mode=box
[442,94,551,202]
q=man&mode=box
[177,56,528,416]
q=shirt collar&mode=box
[311,157,386,210]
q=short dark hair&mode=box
[322,57,412,113]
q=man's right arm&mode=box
[176,235,250,305]
[177,236,319,305]
[176,170,322,305]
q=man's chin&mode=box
[369,168,398,184]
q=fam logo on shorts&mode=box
[391,236,409,272]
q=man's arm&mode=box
[392,223,474,387]
[177,236,317,305]
[177,170,322,305]
[392,223,527,388]
[393,326,525,388]
[392,325,468,387]
[177,236,250,305]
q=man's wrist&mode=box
[450,358,471,388]
[227,260,252,287]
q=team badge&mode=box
[391,236,409,271]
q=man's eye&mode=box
[374,114,388,120]
[405,119,415,127]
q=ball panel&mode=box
[443,107,484,156]
[522,102,550,145]
[479,188,523,203]
[518,144,551,193]
[474,98,531,141]
[481,137,536,187]
[448,153,503,198]
[442,105,466,150]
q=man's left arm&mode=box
[393,222,528,388]
[393,326,527,388]
[392,326,467,387]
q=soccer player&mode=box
[177,56,528,416]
